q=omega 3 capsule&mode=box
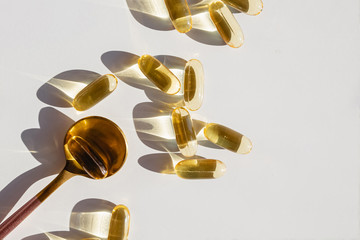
[222,0,263,16]
[65,136,109,179]
[172,107,197,157]
[209,1,244,48]
[204,123,252,154]
[164,0,192,33]
[184,59,204,111]
[72,74,118,111]
[108,205,130,240]
[138,54,181,95]
[175,159,226,179]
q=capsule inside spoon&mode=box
[63,116,128,179]
[0,116,128,239]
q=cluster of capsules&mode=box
[138,54,253,179]
[69,53,252,180]
[165,0,263,48]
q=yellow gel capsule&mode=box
[204,123,252,154]
[138,55,181,95]
[65,136,109,179]
[222,0,263,15]
[175,159,226,179]
[209,1,244,48]
[164,0,192,33]
[72,74,118,111]
[108,205,130,240]
[172,107,197,157]
[184,59,204,111]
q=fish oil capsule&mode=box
[65,136,109,179]
[172,107,197,157]
[184,59,204,111]
[204,123,252,154]
[108,205,130,240]
[222,0,263,16]
[175,159,226,179]
[73,74,118,111]
[209,1,244,48]
[164,0,192,33]
[138,55,181,95]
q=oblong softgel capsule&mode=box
[175,159,226,179]
[164,0,192,33]
[108,205,130,240]
[72,74,118,111]
[222,0,263,15]
[138,54,181,95]
[209,1,244,48]
[65,136,109,179]
[172,107,197,157]
[204,123,252,154]
[184,59,204,111]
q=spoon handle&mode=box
[0,169,74,239]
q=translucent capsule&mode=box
[184,59,204,111]
[222,0,263,16]
[164,0,192,33]
[175,159,226,179]
[73,74,118,111]
[204,123,252,154]
[65,136,109,179]
[108,205,130,240]
[138,55,181,95]
[209,1,244,48]
[172,107,197,157]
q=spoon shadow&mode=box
[0,107,74,222]
[101,50,185,107]
[22,198,116,240]
[37,70,101,108]
[125,0,226,46]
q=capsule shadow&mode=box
[37,70,101,108]
[22,198,116,240]
[125,0,228,46]
[186,2,226,46]
[189,0,242,45]
[126,0,174,31]
[139,152,206,174]
[133,102,179,152]
[101,51,151,90]
[0,107,74,222]
[138,153,175,174]
[101,51,185,107]
[192,119,223,149]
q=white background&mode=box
[0,0,360,239]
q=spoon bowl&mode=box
[0,116,128,238]
[64,116,128,178]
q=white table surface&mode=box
[1,0,360,239]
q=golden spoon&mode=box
[0,116,128,238]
